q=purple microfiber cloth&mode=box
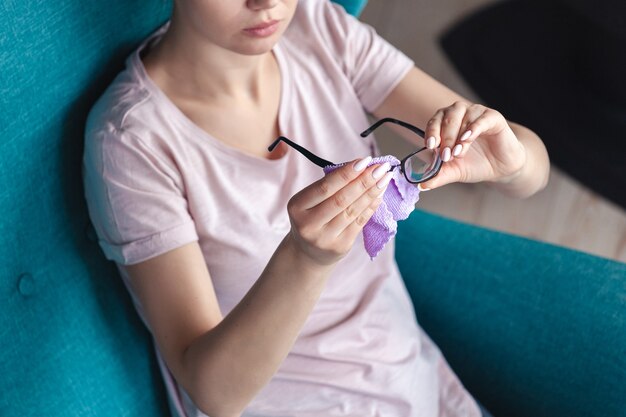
[323,155,421,259]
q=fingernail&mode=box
[460,130,472,142]
[426,136,436,149]
[417,184,431,191]
[377,171,393,189]
[453,144,463,157]
[441,147,451,162]
[372,162,390,179]
[353,156,372,172]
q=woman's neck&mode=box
[142,20,274,104]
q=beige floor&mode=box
[360,0,626,263]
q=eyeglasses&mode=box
[268,117,442,184]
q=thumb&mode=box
[418,164,461,191]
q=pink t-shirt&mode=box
[83,1,482,416]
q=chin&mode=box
[239,45,277,56]
[234,38,281,56]
[233,22,288,55]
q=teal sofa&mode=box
[1,1,624,416]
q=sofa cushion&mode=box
[396,210,626,417]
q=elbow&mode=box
[187,383,246,417]
[176,332,272,417]
[183,359,249,417]
[194,401,243,417]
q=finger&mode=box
[452,104,487,159]
[325,170,393,236]
[462,107,503,143]
[424,109,445,150]
[451,142,468,159]
[438,102,468,163]
[418,163,463,190]
[312,162,391,225]
[457,104,486,144]
[337,193,385,245]
[296,156,373,210]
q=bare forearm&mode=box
[173,159,385,417]
[490,122,550,198]
[182,234,333,417]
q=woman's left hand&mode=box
[419,101,527,190]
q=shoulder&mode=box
[84,66,174,171]
[83,75,173,193]
[86,71,153,138]
[85,25,172,147]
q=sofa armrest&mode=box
[395,209,626,417]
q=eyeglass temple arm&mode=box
[360,117,426,138]
[268,136,335,168]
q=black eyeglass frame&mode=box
[268,117,442,185]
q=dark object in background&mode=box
[439,0,626,208]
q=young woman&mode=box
[83,0,549,416]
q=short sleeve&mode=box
[83,127,198,265]
[313,0,415,112]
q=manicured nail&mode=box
[377,172,393,189]
[353,156,372,172]
[426,136,436,149]
[453,144,463,157]
[460,130,472,142]
[372,162,391,179]
[417,184,431,191]
[441,147,451,162]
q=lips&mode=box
[245,20,279,31]
[243,19,280,37]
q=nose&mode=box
[247,0,279,11]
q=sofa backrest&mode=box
[0,1,366,415]
[1,0,174,415]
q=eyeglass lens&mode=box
[404,148,441,182]
[360,118,441,184]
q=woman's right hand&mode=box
[286,157,394,266]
